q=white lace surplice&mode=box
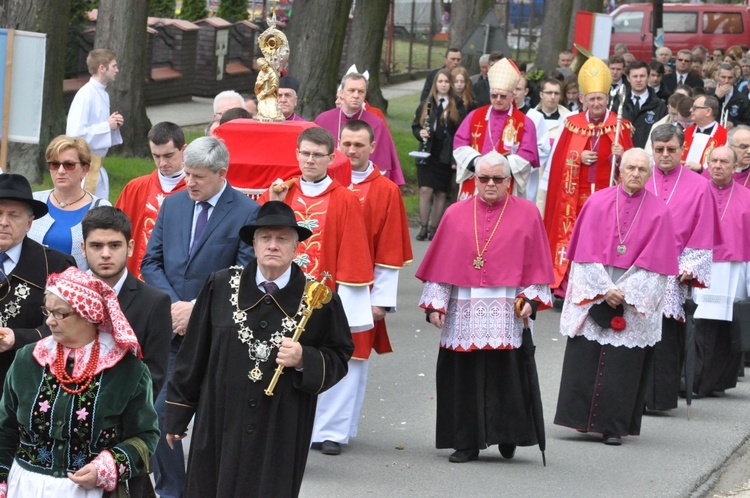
[560,262,668,348]
[663,248,713,321]
[694,261,749,321]
[420,282,551,351]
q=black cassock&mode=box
[165,261,353,498]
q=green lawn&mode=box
[34,98,422,218]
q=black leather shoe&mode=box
[499,444,516,459]
[310,442,322,450]
[602,435,622,446]
[320,440,342,455]
[416,226,428,241]
[427,226,436,241]
[448,448,479,463]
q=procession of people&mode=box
[1,13,750,495]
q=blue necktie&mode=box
[0,252,9,283]
[190,201,211,256]
[261,281,279,295]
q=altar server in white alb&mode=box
[66,49,124,201]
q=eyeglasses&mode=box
[677,58,691,63]
[47,161,80,171]
[731,143,750,150]
[476,175,508,184]
[490,93,512,101]
[690,105,708,110]
[297,150,331,161]
[653,146,681,154]
[541,91,561,96]
[41,306,76,320]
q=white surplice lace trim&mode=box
[419,281,452,313]
[442,295,523,350]
[680,247,712,288]
[560,262,668,348]
[520,283,553,306]
[662,275,687,321]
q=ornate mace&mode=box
[265,272,333,396]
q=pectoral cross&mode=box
[473,255,484,269]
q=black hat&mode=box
[239,201,312,244]
[279,76,300,94]
[588,302,624,329]
[0,174,48,218]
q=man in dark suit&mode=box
[34,206,170,498]
[0,174,76,384]
[421,47,462,102]
[711,63,750,127]
[141,135,260,498]
[612,60,667,148]
[663,49,703,95]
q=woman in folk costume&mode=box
[453,58,540,202]
[0,267,158,497]
[411,69,466,241]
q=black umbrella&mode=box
[683,297,698,420]
[516,299,546,466]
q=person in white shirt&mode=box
[66,49,123,202]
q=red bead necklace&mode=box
[54,335,101,395]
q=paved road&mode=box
[300,228,750,498]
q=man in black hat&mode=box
[0,174,76,383]
[164,201,353,498]
[279,76,306,122]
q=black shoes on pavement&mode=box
[498,444,517,459]
[448,448,479,463]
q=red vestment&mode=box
[115,171,186,279]
[544,112,634,289]
[681,124,728,167]
[350,168,414,358]
[258,179,373,290]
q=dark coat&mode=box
[663,72,704,95]
[473,76,490,107]
[611,87,668,148]
[710,85,750,127]
[411,96,467,165]
[0,237,75,383]
[421,66,444,102]
[165,261,353,498]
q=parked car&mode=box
[609,3,750,61]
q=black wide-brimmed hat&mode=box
[239,201,312,244]
[0,174,48,218]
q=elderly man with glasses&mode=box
[417,150,554,463]
[453,58,540,201]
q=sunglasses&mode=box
[47,161,80,171]
[653,146,680,154]
[476,176,508,184]
[490,93,512,101]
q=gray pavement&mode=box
[299,228,750,498]
[145,79,426,128]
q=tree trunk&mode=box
[95,0,151,157]
[0,0,72,182]
[448,0,494,74]
[534,0,574,74]
[286,0,354,120]
[343,0,390,113]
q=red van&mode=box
[609,3,750,61]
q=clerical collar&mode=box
[711,179,733,190]
[541,109,560,119]
[343,108,363,119]
[697,122,716,134]
[300,175,333,196]
[658,165,679,176]
[519,105,530,114]
[586,109,608,124]
[737,165,750,174]
[351,162,374,184]
[478,194,507,207]
[158,169,186,192]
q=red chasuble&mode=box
[350,168,414,358]
[116,171,186,280]
[543,112,634,289]
[258,179,373,290]
[458,105,527,200]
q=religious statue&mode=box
[254,5,290,122]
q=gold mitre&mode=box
[578,56,612,95]
[488,58,521,92]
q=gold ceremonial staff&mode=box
[265,272,333,396]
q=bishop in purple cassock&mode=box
[642,124,716,411]
[693,146,750,397]
[554,148,679,446]
[315,73,404,186]
[416,151,553,463]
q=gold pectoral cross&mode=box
[473,255,484,269]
